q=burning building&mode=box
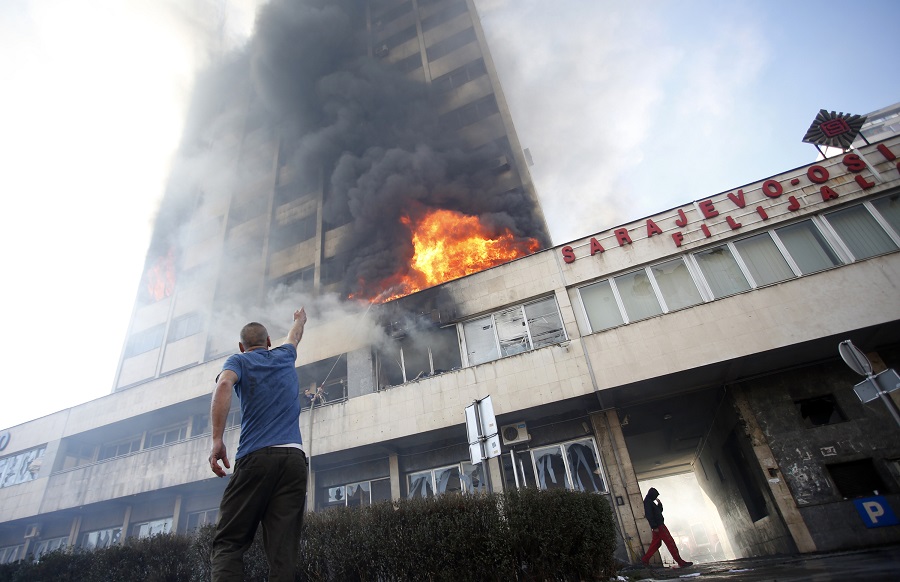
[118,0,550,390]
[1,0,900,568]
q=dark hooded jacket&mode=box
[643,487,664,529]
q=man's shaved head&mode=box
[240,322,269,349]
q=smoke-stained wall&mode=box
[118,0,551,390]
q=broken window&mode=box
[80,527,121,550]
[322,478,391,510]
[827,458,888,499]
[0,446,47,488]
[0,545,23,564]
[407,462,485,499]
[31,536,68,561]
[462,297,566,366]
[297,355,348,408]
[186,509,218,532]
[795,395,847,427]
[133,517,173,538]
[376,326,462,389]
[531,438,607,493]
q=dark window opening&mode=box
[168,312,203,343]
[439,94,499,131]
[421,0,468,31]
[395,52,423,73]
[269,266,315,294]
[298,356,348,409]
[125,325,165,358]
[270,214,317,251]
[827,458,888,498]
[433,58,487,93]
[795,394,847,427]
[376,325,461,389]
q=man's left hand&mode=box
[209,440,231,477]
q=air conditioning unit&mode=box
[501,422,529,446]
[24,524,40,538]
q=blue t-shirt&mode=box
[220,343,302,460]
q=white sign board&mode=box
[465,396,501,464]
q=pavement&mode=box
[616,543,900,581]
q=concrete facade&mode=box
[3,135,900,564]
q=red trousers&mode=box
[641,524,687,565]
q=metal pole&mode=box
[875,379,900,428]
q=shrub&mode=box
[0,489,617,581]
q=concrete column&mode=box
[172,495,183,534]
[389,453,401,500]
[68,515,81,549]
[590,410,646,563]
[486,456,504,493]
[121,505,132,545]
[731,386,817,553]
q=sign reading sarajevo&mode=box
[560,141,899,264]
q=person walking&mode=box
[640,487,693,568]
[208,308,309,582]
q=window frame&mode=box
[406,461,487,499]
[529,437,608,494]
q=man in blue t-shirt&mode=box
[208,308,308,582]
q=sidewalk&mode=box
[618,543,900,581]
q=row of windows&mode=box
[426,26,475,62]
[124,311,206,358]
[439,93,498,131]
[432,58,487,94]
[579,196,900,333]
[319,437,606,512]
[0,446,45,489]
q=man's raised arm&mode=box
[209,370,236,477]
[284,307,307,348]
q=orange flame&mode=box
[365,208,539,303]
[146,248,176,302]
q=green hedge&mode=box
[0,489,617,582]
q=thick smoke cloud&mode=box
[147,0,549,312]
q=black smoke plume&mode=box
[146,0,549,306]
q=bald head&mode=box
[240,322,269,351]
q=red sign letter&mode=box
[590,237,605,256]
[675,208,688,227]
[855,175,876,189]
[763,180,784,198]
[699,200,719,219]
[727,189,746,208]
[726,216,742,230]
[646,219,663,237]
[877,143,897,161]
[615,228,632,246]
[672,232,684,247]
[756,206,769,220]
[787,196,800,211]
[561,246,575,264]
[820,185,839,201]
[842,153,866,173]
[700,224,712,238]
[806,166,829,184]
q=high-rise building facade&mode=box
[114,0,551,390]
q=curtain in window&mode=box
[533,446,570,490]
[524,297,566,348]
[495,306,530,357]
[463,316,499,365]
[733,233,795,286]
[565,440,606,493]
[651,258,703,311]
[614,270,663,321]
[872,195,900,235]
[826,204,898,260]
[775,220,842,274]
[694,245,751,298]
[580,280,625,331]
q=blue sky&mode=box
[0,0,897,429]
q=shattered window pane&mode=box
[463,316,499,366]
[461,462,487,494]
[346,481,372,508]
[401,338,430,382]
[434,465,463,494]
[532,446,571,490]
[407,471,434,499]
[430,326,462,373]
[32,536,68,561]
[496,306,530,357]
[566,439,607,493]
[0,446,47,488]
[81,527,121,550]
[524,297,566,348]
[135,517,173,538]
